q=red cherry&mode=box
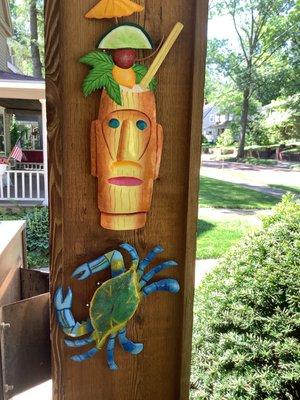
[112,49,137,69]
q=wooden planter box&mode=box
[0,221,50,400]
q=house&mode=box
[0,0,47,205]
[202,104,233,143]
[0,0,12,71]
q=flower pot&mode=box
[0,163,8,178]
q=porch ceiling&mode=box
[0,98,41,112]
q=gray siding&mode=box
[0,32,9,71]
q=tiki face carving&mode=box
[91,89,163,230]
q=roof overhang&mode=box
[0,80,45,100]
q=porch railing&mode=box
[15,162,44,171]
[0,169,45,202]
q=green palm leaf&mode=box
[82,64,113,97]
[79,51,113,67]
[132,64,157,91]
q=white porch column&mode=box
[3,111,12,154]
[39,99,48,206]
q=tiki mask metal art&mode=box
[80,0,183,230]
[54,243,180,370]
[91,90,163,230]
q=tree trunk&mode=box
[237,87,250,159]
[29,0,43,78]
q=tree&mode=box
[208,0,296,157]
[9,0,44,77]
[29,0,43,77]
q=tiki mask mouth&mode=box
[108,177,143,186]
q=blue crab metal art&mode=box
[54,243,180,370]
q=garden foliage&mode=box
[0,207,49,268]
[191,195,300,399]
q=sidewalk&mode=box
[13,381,52,400]
[199,207,272,226]
[195,259,219,286]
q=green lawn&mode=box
[269,184,300,195]
[197,218,254,259]
[199,176,279,209]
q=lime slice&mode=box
[98,23,153,50]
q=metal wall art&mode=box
[54,244,180,370]
[80,0,183,230]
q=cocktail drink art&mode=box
[81,0,183,230]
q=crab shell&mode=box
[90,267,141,349]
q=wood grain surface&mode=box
[45,1,208,399]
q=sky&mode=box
[208,14,240,50]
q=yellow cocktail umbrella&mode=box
[85,0,144,19]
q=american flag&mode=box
[9,140,24,162]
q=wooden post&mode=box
[45,1,208,399]
[39,99,48,206]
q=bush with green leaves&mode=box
[0,207,49,268]
[25,207,49,268]
[216,128,236,147]
[191,195,300,399]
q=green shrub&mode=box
[243,157,278,166]
[281,147,300,154]
[0,207,49,268]
[25,207,49,268]
[216,129,236,147]
[191,195,300,399]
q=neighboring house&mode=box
[0,0,12,72]
[202,104,233,143]
[0,0,47,206]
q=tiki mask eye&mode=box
[108,118,120,129]
[136,120,148,131]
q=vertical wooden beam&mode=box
[179,0,209,397]
[45,1,208,399]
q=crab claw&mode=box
[72,262,91,280]
[54,287,73,310]
[151,245,164,254]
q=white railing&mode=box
[15,162,44,171]
[0,169,45,202]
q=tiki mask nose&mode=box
[117,119,139,161]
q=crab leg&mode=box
[64,334,95,348]
[119,243,139,267]
[71,347,99,362]
[54,287,93,337]
[139,260,178,288]
[138,246,164,276]
[106,334,118,370]
[72,250,125,280]
[118,328,143,355]
[142,279,180,296]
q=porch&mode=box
[0,71,48,206]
